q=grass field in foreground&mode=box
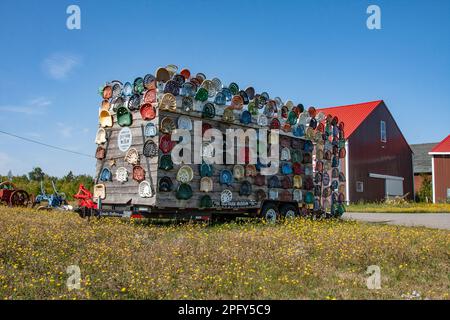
[0,207,449,300]
[346,202,450,213]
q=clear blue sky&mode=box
[0,0,449,177]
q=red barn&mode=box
[318,100,414,204]
[429,135,450,203]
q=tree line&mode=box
[1,167,94,201]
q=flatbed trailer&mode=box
[91,65,347,222]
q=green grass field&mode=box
[346,202,450,213]
[0,207,449,300]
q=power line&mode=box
[0,129,95,159]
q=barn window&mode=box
[380,121,387,142]
[356,181,364,193]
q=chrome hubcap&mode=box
[285,210,296,219]
[265,209,277,223]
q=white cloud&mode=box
[0,97,52,115]
[28,97,52,107]
[57,122,73,138]
[43,53,81,80]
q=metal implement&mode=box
[0,181,32,207]
[33,181,68,210]
[73,184,98,217]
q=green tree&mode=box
[29,167,45,181]
[64,171,75,182]
[417,174,432,203]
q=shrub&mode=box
[417,174,432,203]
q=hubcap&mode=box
[265,209,277,223]
[285,210,296,219]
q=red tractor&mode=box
[73,184,97,217]
[0,181,32,207]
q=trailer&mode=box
[91,65,347,222]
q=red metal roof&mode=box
[318,100,383,138]
[430,135,450,153]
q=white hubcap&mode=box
[265,209,277,223]
[285,210,296,219]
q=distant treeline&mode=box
[0,167,94,201]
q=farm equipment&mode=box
[73,184,97,217]
[0,181,32,207]
[34,181,70,210]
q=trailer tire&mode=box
[261,203,279,223]
[280,204,298,219]
[78,207,88,218]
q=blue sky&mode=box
[0,0,449,177]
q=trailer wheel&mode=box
[280,204,298,219]
[78,207,88,218]
[261,203,279,223]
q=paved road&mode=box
[343,213,450,230]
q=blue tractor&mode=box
[34,181,69,210]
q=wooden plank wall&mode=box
[95,109,158,206]
[95,96,313,210]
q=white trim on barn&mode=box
[345,141,350,205]
[429,152,450,155]
[431,155,436,203]
[411,155,415,200]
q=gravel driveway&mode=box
[343,213,450,230]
